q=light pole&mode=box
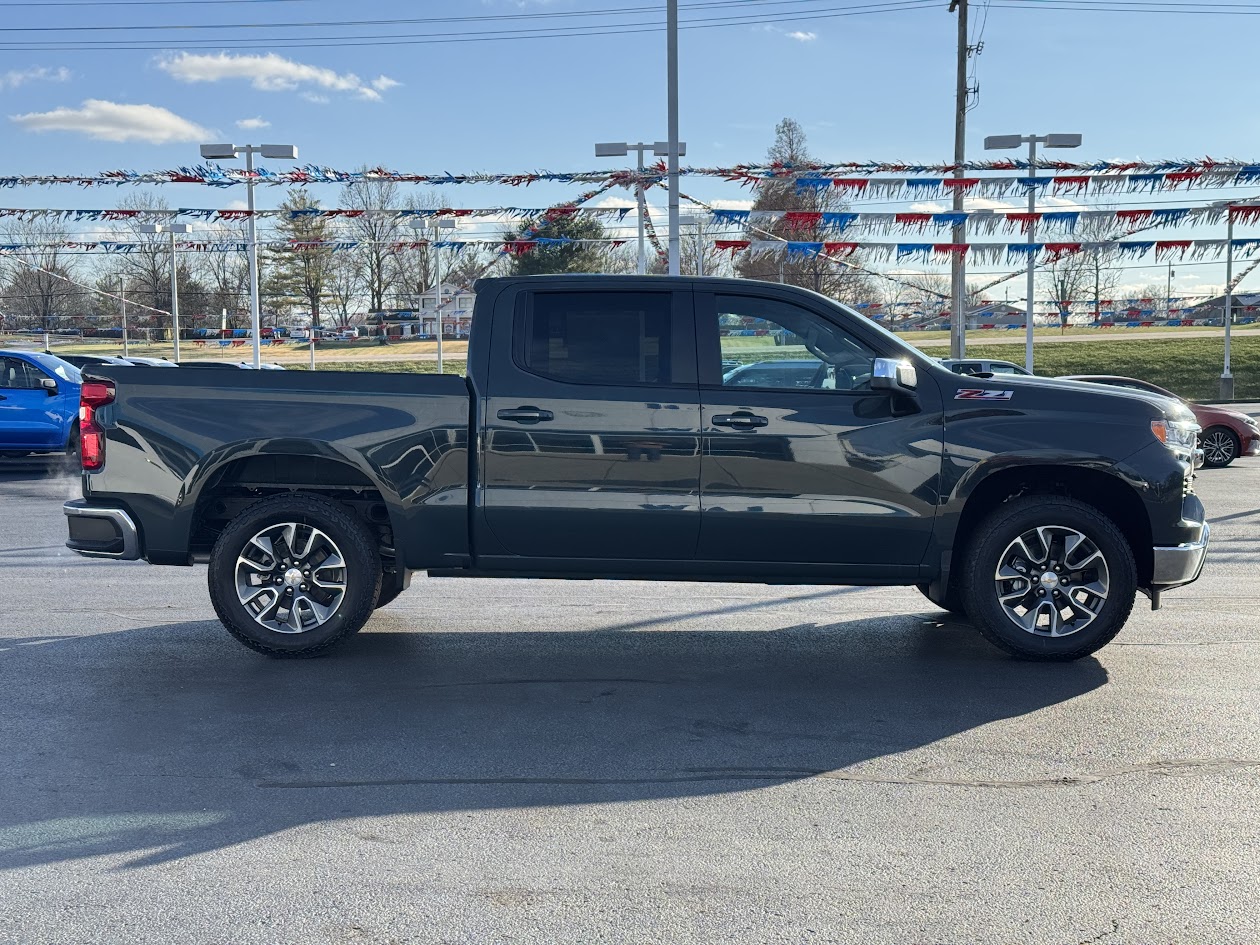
[1223,208,1235,400]
[118,276,128,358]
[199,142,298,368]
[408,217,457,373]
[666,0,681,276]
[596,141,686,275]
[138,222,192,362]
[984,133,1082,373]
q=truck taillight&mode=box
[79,380,115,472]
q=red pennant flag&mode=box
[783,211,822,231]
[822,241,858,256]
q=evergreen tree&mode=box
[506,214,609,275]
[264,190,334,328]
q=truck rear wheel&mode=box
[960,496,1136,661]
[208,493,381,657]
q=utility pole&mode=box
[1166,261,1174,319]
[948,0,971,359]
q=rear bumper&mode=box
[64,499,142,560]
[1151,521,1210,590]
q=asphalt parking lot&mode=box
[1,425,1258,945]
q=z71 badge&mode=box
[955,389,1014,401]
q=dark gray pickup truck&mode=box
[65,275,1209,661]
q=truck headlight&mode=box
[1151,419,1199,459]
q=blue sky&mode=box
[2,0,1259,298]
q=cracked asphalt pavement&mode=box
[1,417,1258,945]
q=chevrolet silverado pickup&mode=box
[64,275,1209,661]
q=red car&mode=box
[1060,375,1260,468]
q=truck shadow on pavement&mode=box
[0,614,1107,870]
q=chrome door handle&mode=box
[497,406,554,424]
[712,413,768,429]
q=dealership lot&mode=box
[1,430,1258,945]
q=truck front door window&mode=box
[715,296,875,392]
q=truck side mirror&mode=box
[40,377,58,395]
[871,358,917,393]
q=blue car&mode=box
[0,350,82,460]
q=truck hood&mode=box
[976,373,1199,424]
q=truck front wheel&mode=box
[960,497,1136,661]
[208,493,382,657]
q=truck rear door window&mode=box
[524,291,670,386]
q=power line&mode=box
[0,0,908,31]
[0,1,939,49]
[994,1,1260,13]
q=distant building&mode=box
[1183,293,1260,324]
[374,283,476,339]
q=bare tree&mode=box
[341,174,402,313]
[734,118,875,304]
[324,245,361,324]
[0,218,88,338]
[1039,213,1122,323]
[193,221,252,329]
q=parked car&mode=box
[1059,375,1259,468]
[0,350,82,461]
[65,275,1208,662]
[120,356,179,368]
[722,359,832,389]
[939,358,1033,377]
[57,354,131,369]
[177,361,285,371]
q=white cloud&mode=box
[159,52,397,101]
[787,31,817,42]
[10,99,211,144]
[0,66,71,90]
[235,116,270,130]
[301,92,331,105]
[910,201,948,214]
[963,197,1020,211]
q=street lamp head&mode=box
[167,223,193,234]
[595,142,629,158]
[137,223,162,234]
[983,134,1024,151]
[652,141,686,157]
[259,144,298,160]
[1044,133,1083,149]
[200,143,238,160]
[433,218,457,230]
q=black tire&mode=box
[960,496,1137,661]
[374,582,403,609]
[63,425,80,472]
[208,492,381,658]
[1200,426,1239,469]
[915,582,967,619]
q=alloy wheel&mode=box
[234,522,348,634]
[1201,430,1236,467]
[994,525,1110,638]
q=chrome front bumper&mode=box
[1151,522,1210,589]
[64,499,142,560]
